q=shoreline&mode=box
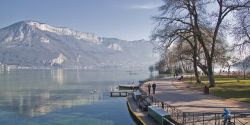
[137,76,250,124]
[126,97,147,125]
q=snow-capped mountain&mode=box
[0,20,158,69]
[26,21,101,43]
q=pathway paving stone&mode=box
[141,77,250,113]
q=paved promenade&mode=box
[141,77,250,113]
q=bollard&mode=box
[203,86,209,94]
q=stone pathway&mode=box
[141,77,250,113]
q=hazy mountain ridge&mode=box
[0,21,158,69]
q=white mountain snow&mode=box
[40,37,50,43]
[27,21,100,43]
[0,20,159,69]
[107,43,123,51]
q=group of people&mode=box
[147,83,156,94]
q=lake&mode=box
[0,69,152,125]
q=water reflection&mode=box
[0,69,111,117]
[0,88,101,117]
[0,69,150,124]
[51,69,64,85]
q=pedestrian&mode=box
[152,83,156,94]
[147,83,151,94]
[223,107,231,125]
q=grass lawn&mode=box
[183,76,250,103]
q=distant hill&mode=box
[0,20,158,69]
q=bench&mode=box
[177,76,183,81]
[148,105,172,125]
[137,95,151,111]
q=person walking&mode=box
[152,83,156,94]
[147,83,151,94]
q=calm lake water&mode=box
[0,69,151,125]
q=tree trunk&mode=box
[193,59,201,84]
[193,52,201,84]
[181,61,186,74]
[227,66,231,78]
[244,70,246,79]
[207,59,215,87]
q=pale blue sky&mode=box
[0,0,162,40]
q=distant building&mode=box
[6,65,18,71]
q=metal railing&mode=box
[148,95,250,125]
[181,112,250,125]
[151,98,184,124]
[138,87,250,125]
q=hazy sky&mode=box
[0,0,162,41]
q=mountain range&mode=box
[0,20,158,69]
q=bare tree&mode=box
[217,53,238,77]
[174,31,228,76]
[165,48,179,74]
[233,8,250,48]
[149,65,154,74]
[152,0,203,83]
[240,56,250,79]
[235,46,250,79]
[152,0,250,87]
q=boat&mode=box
[118,84,139,90]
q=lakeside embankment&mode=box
[138,76,250,124]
